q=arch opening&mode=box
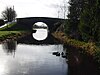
[32,22,48,41]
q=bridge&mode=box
[16,17,64,32]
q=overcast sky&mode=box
[0,0,69,18]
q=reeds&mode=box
[52,32,100,64]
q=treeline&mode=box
[65,0,100,43]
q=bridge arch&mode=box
[32,22,48,41]
[17,17,64,32]
[33,22,48,30]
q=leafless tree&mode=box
[49,0,68,19]
[2,6,17,22]
[59,0,68,19]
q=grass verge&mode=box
[52,32,100,66]
[0,31,30,42]
[0,22,16,31]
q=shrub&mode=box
[0,19,4,26]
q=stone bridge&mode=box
[16,17,64,32]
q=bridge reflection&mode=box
[1,33,60,57]
[17,33,60,45]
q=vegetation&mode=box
[0,22,16,31]
[65,0,84,39]
[0,19,4,26]
[60,0,100,66]
[52,32,100,66]
[2,6,17,22]
[53,0,100,67]
[52,32,96,55]
[79,0,100,42]
[0,21,30,42]
[0,31,30,42]
[65,0,100,43]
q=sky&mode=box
[0,0,69,18]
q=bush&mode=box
[0,19,4,26]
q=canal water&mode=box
[0,29,68,75]
[0,29,99,75]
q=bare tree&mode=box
[50,0,68,19]
[2,6,17,22]
[59,0,68,19]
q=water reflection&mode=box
[32,29,48,41]
[0,34,99,75]
[2,39,17,56]
[63,45,99,75]
[0,39,68,75]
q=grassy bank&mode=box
[0,22,31,42]
[0,22,16,31]
[0,31,30,42]
[52,32,100,65]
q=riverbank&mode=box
[0,31,31,43]
[52,32,100,67]
[0,22,16,30]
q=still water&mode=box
[0,40,68,75]
[0,29,99,75]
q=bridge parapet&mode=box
[17,17,64,32]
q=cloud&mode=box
[0,0,69,18]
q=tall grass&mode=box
[52,32,100,64]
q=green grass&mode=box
[0,22,16,31]
[0,22,31,41]
[0,31,26,41]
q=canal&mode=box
[0,28,99,75]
